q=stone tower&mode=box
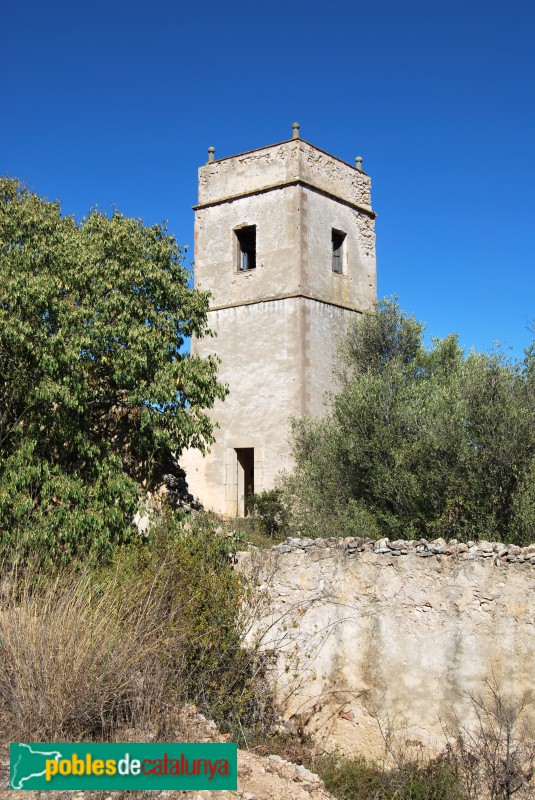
[182,126,376,516]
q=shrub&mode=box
[0,565,167,741]
[0,513,272,745]
[317,752,466,800]
[284,299,535,544]
[450,678,535,800]
[246,489,290,539]
[142,514,274,738]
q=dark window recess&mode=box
[236,448,254,516]
[236,226,256,271]
[332,229,346,273]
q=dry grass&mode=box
[0,520,272,752]
[0,563,180,743]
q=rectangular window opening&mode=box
[235,226,256,271]
[332,229,346,274]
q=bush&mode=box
[0,513,272,745]
[449,678,535,800]
[246,489,290,539]
[0,565,165,741]
[317,753,466,800]
[284,299,535,544]
[143,514,274,738]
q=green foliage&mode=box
[286,299,535,544]
[246,489,289,539]
[0,178,226,566]
[0,443,137,568]
[337,296,423,380]
[509,457,535,546]
[318,753,466,800]
[141,513,272,736]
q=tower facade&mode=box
[182,129,376,516]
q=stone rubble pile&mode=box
[271,536,535,565]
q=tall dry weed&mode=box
[0,563,180,741]
[0,520,272,746]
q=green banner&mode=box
[10,742,237,791]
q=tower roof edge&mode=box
[200,138,369,176]
[197,138,372,210]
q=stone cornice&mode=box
[206,292,365,314]
[193,179,376,218]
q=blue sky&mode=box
[3,0,534,359]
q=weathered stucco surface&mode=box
[238,538,535,758]
[197,139,372,210]
[183,298,357,512]
[182,135,376,514]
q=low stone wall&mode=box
[237,536,535,758]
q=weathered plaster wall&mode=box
[302,302,356,419]
[238,537,535,757]
[194,185,301,308]
[301,188,376,311]
[194,183,374,312]
[183,298,359,513]
[183,298,358,512]
[183,298,302,514]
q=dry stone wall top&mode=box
[270,535,535,565]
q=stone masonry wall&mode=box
[237,536,535,758]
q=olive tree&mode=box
[286,299,535,544]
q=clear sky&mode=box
[3,0,534,359]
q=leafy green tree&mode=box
[0,177,226,566]
[286,299,535,544]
